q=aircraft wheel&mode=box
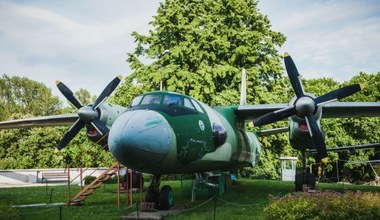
[159,185,174,210]
[295,173,303,192]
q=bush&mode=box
[264,190,380,220]
[84,176,97,184]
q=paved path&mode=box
[121,205,187,220]
[0,181,65,188]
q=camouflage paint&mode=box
[107,91,261,174]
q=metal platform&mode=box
[121,205,187,220]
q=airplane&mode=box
[1,52,380,210]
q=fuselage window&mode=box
[184,98,195,110]
[141,94,162,105]
[191,99,204,113]
[130,95,143,106]
[163,94,183,106]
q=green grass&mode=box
[1,179,380,220]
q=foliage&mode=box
[84,176,97,184]
[0,0,379,184]
[305,73,380,182]
[0,126,114,169]
[117,0,286,105]
[0,74,61,120]
[0,76,114,169]
[114,0,288,179]
[0,75,64,169]
[74,88,96,106]
[264,190,380,220]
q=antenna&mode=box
[240,68,247,105]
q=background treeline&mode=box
[1,0,379,183]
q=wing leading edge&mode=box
[235,102,380,121]
[0,114,78,129]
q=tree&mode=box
[118,0,286,105]
[337,73,380,182]
[0,74,61,120]
[303,74,380,183]
[0,74,62,168]
[0,75,113,169]
[113,0,288,179]
[74,88,96,106]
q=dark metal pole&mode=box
[213,196,217,220]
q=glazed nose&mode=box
[108,110,174,169]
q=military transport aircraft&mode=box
[1,53,379,209]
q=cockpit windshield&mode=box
[130,92,204,113]
[140,94,162,105]
[163,94,183,106]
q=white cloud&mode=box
[1,0,379,107]
[259,0,380,82]
[0,0,160,105]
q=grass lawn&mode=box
[1,179,379,220]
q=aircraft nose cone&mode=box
[108,110,174,170]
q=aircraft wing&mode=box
[0,114,78,129]
[322,102,380,118]
[235,102,380,121]
[235,104,288,120]
[308,143,380,153]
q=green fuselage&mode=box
[107,91,261,174]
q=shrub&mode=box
[264,190,380,220]
[84,176,97,184]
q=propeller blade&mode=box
[284,52,305,98]
[93,75,122,109]
[57,119,85,150]
[253,106,297,126]
[305,114,328,161]
[90,118,110,136]
[56,81,83,109]
[315,84,365,105]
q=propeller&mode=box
[253,52,364,162]
[56,75,122,150]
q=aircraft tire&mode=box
[159,185,174,210]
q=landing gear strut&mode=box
[145,174,174,210]
[295,150,316,192]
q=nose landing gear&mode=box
[145,174,174,210]
[295,150,317,192]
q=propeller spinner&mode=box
[56,75,122,150]
[253,52,364,162]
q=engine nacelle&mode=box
[86,103,127,146]
[288,94,324,151]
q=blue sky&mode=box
[1,0,379,104]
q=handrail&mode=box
[67,161,119,205]
[68,133,110,184]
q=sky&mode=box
[1,0,380,105]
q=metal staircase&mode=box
[67,161,120,206]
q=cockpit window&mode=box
[163,94,183,106]
[140,94,162,105]
[191,99,204,113]
[184,98,195,110]
[130,95,143,106]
